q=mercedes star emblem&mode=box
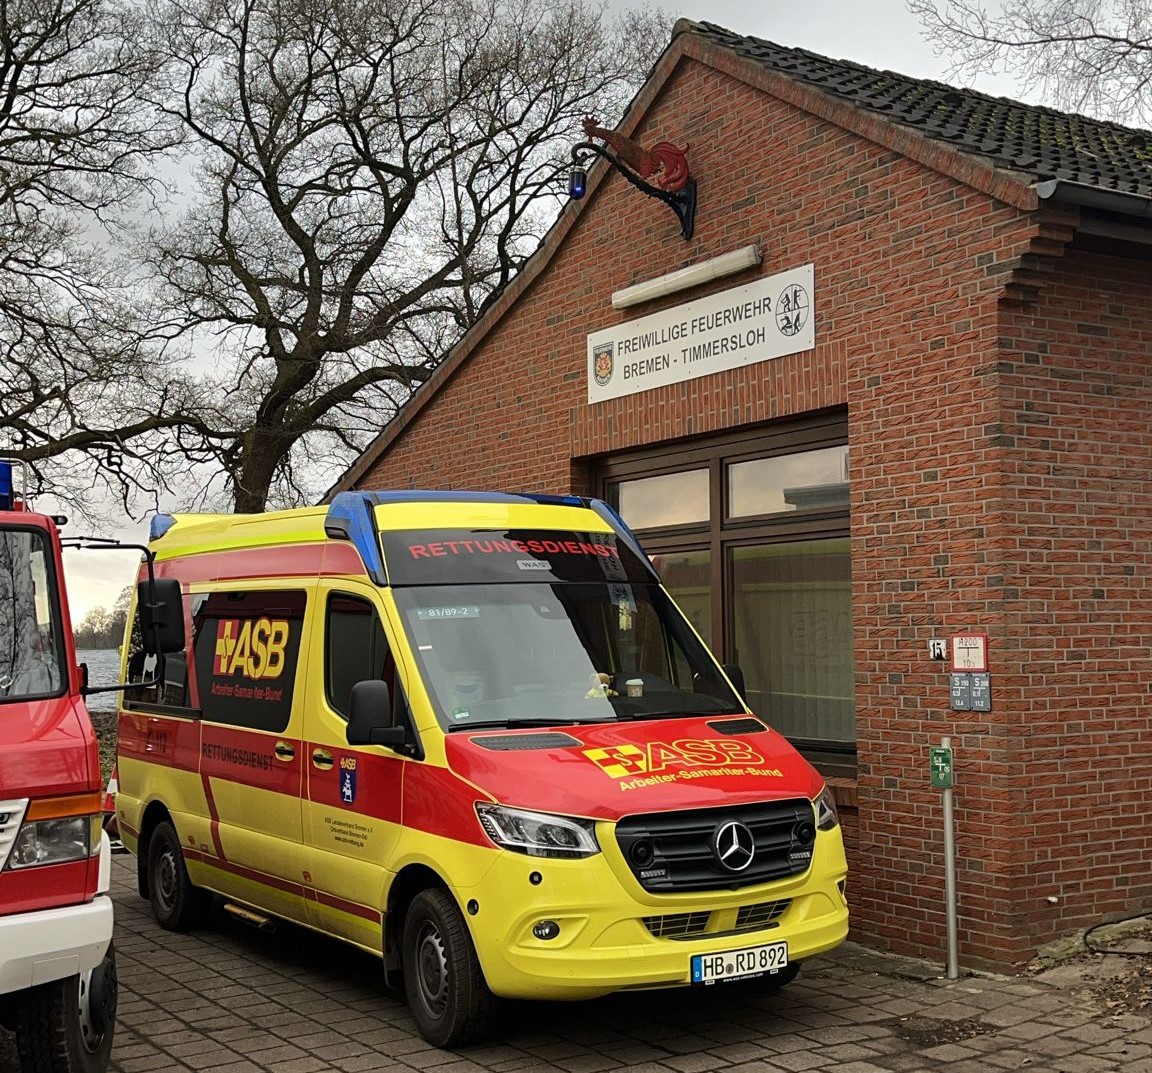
[713,820,756,872]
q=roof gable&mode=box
[687,21,1152,198]
[328,21,1152,498]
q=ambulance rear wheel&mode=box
[401,888,498,1047]
[147,820,211,931]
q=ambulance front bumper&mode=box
[465,829,849,1001]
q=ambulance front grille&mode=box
[616,799,816,893]
[0,799,29,871]
[643,911,710,938]
[736,898,791,930]
[641,898,793,940]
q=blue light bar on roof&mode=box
[325,493,388,584]
[149,514,177,541]
[0,461,12,511]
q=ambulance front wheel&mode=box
[401,888,499,1048]
[147,820,212,931]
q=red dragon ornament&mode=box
[581,116,690,193]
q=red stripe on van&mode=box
[184,847,380,923]
[152,542,368,584]
[403,763,491,847]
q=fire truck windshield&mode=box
[0,527,65,701]
[392,581,742,731]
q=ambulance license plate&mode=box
[691,941,788,984]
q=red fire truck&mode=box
[0,461,118,1073]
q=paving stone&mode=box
[11,855,1152,1073]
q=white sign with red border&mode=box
[950,633,988,673]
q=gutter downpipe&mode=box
[1033,178,1152,218]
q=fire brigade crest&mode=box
[593,342,614,386]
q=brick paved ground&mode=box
[4,855,1152,1073]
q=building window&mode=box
[614,468,709,529]
[649,549,711,646]
[730,538,853,744]
[728,445,849,519]
[597,412,852,773]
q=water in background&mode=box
[78,648,123,713]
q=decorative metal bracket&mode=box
[568,117,697,240]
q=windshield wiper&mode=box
[446,717,609,733]
[612,706,740,721]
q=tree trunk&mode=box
[232,431,283,513]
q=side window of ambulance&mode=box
[325,593,392,721]
[191,589,307,733]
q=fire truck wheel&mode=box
[13,946,117,1073]
[147,820,212,931]
[401,888,499,1047]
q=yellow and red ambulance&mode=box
[116,491,848,1046]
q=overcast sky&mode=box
[62,0,1030,629]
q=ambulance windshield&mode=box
[383,528,742,729]
[0,528,65,702]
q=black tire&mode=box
[401,888,499,1048]
[147,820,211,931]
[14,945,117,1073]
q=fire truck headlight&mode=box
[475,804,600,859]
[7,816,93,869]
[814,786,839,831]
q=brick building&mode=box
[331,21,1152,971]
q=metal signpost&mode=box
[932,739,959,979]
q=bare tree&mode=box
[911,0,1152,123]
[0,0,194,513]
[147,0,669,512]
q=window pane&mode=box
[728,446,848,518]
[651,549,712,646]
[0,530,64,699]
[326,594,390,720]
[731,539,854,743]
[191,590,307,732]
[615,469,709,529]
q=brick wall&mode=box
[995,248,1152,955]
[356,52,1151,970]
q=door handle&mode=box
[312,749,334,770]
[274,741,296,762]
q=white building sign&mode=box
[587,264,814,403]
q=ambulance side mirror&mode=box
[138,578,185,655]
[347,679,408,750]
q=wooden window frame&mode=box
[595,409,854,777]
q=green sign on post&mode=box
[930,745,953,789]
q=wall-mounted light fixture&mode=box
[569,116,697,240]
[611,244,762,310]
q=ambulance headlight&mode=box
[7,816,96,869]
[475,804,600,859]
[814,786,839,831]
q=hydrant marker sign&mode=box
[587,264,815,403]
